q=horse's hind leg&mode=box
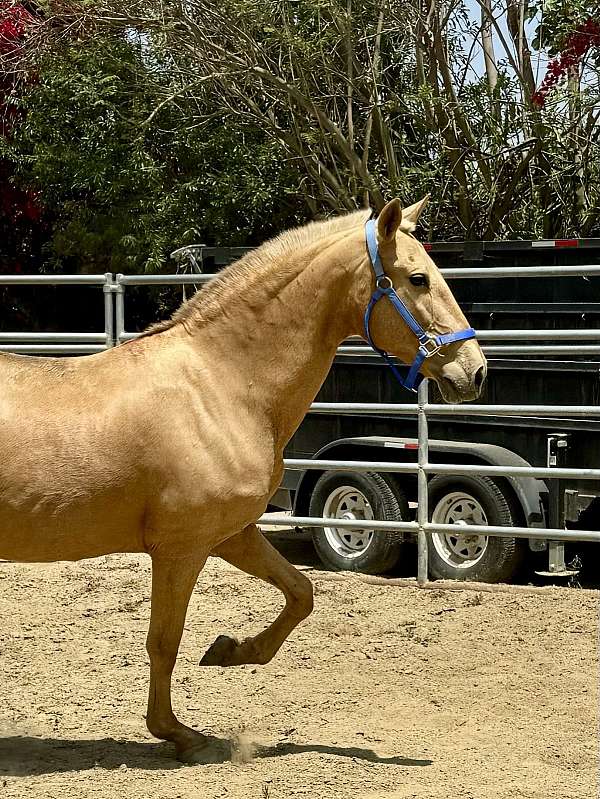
[200,524,313,667]
[146,551,210,763]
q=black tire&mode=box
[308,471,408,574]
[428,475,524,583]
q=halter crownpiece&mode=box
[363,218,476,392]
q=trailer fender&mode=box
[290,436,547,533]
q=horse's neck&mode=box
[196,241,362,448]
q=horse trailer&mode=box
[262,238,600,583]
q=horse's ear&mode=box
[401,195,430,232]
[377,199,403,243]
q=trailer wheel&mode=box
[428,475,524,583]
[309,471,408,574]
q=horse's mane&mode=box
[137,209,372,339]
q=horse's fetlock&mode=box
[252,647,272,666]
[241,637,270,665]
[146,715,175,740]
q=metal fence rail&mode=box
[308,402,600,417]
[258,515,600,544]
[339,344,600,356]
[0,273,113,353]
[1,266,600,584]
[283,458,600,481]
[266,374,600,584]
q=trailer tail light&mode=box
[531,239,579,248]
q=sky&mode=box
[459,0,550,87]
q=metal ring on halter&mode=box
[376,275,393,290]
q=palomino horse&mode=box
[0,199,485,761]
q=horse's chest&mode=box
[158,428,280,523]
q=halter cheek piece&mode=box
[363,218,476,392]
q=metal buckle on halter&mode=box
[418,336,442,358]
[376,275,393,290]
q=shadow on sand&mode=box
[0,734,432,775]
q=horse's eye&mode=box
[409,274,428,287]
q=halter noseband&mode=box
[363,218,476,392]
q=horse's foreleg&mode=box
[200,524,313,667]
[146,552,208,762]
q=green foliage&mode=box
[4,0,600,258]
[4,36,304,272]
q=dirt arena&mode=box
[0,532,596,799]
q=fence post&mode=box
[417,379,429,586]
[103,273,115,348]
[115,274,125,345]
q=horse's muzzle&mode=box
[436,361,486,403]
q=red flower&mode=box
[0,4,41,226]
[0,2,35,53]
[532,17,599,108]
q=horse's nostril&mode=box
[474,366,485,390]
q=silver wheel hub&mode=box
[430,491,489,569]
[323,486,375,559]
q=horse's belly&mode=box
[0,516,145,563]
[0,484,146,563]
[0,514,146,562]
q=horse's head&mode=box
[356,198,486,403]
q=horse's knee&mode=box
[289,572,314,620]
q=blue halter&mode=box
[363,218,476,392]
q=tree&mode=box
[1,29,306,272]
[6,0,600,241]
[0,1,43,275]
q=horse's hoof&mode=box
[177,740,223,765]
[199,634,240,667]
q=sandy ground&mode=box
[0,532,597,799]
